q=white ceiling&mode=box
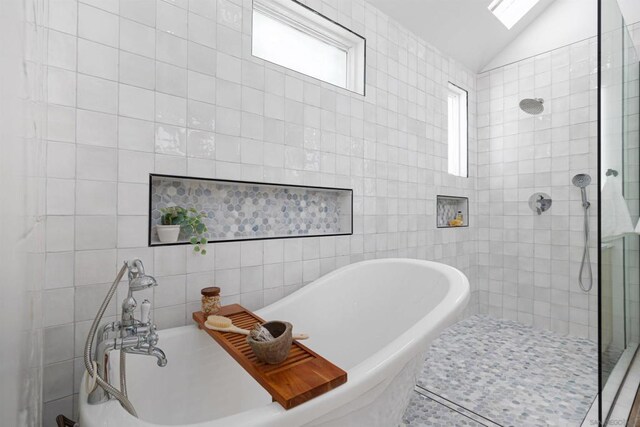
[619,0,640,25]
[365,0,557,72]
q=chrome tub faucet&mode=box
[87,260,167,409]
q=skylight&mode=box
[488,0,540,29]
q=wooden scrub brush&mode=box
[204,315,308,340]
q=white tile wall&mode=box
[476,37,599,340]
[2,1,48,425]
[43,0,479,421]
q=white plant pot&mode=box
[156,225,181,243]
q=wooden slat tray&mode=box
[193,304,347,409]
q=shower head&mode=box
[129,274,158,291]
[126,259,158,292]
[572,173,591,208]
[572,173,592,188]
[519,98,544,115]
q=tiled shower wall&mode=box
[476,37,599,340]
[42,0,478,419]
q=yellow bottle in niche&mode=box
[448,211,464,227]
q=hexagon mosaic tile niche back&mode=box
[149,175,353,244]
[436,196,468,228]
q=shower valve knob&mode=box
[528,192,552,215]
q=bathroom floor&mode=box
[402,315,598,427]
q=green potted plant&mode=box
[157,206,209,255]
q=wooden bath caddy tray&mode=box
[192,304,347,409]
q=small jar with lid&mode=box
[201,287,221,317]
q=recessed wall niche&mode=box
[148,174,353,246]
[436,195,469,228]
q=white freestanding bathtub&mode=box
[79,258,469,427]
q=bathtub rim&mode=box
[79,258,470,427]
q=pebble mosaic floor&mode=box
[403,392,485,427]
[402,315,599,426]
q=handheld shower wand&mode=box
[572,174,593,292]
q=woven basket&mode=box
[247,321,292,364]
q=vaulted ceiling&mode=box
[365,0,557,72]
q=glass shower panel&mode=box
[623,28,639,354]
[598,0,640,422]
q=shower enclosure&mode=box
[599,0,640,422]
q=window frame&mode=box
[251,0,366,95]
[447,82,469,178]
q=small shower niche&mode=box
[148,174,353,245]
[436,195,469,228]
